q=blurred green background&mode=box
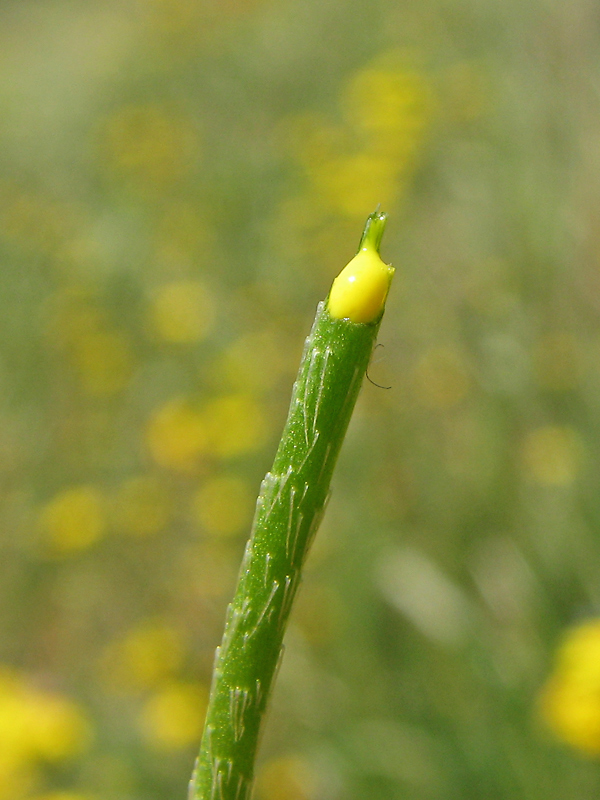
[3,0,600,798]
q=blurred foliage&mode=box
[2,0,600,798]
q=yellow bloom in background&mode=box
[412,346,471,409]
[0,765,30,800]
[254,755,315,800]
[192,473,254,537]
[44,289,134,396]
[216,330,290,393]
[112,475,170,537]
[203,394,267,459]
[343,64,432,149]
[282,51,433,220]
[146,398,208,472]
[0,668,91,796]
[102,104,198,192]
[39,486,106,554]
[539,620,600,755]
[149,280,214,344]
[522,426,582,486]
[139,681,207,750]
[147,394,267,470]
[27,694,91,763]
[101,621,185,692]
[308,152,398,219]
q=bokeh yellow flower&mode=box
[254,755,315,800]
[343,64,432,148]
[216,330,290,392]
[101,621,185,692]
[522,426,582,485]
[39,486,106,554]
[102,104,198,192]
[192,473,254,537]
[44,287,134,396]
[281,51,433,219]
[139,681,207,750]
[308,153,398,220]
[0,668,91,799]
[539,619,600,755]
[27,696,91,762]
[203,394,267,459]
[147,393,268,471]
[149,280,214,344]
[146,398,208,472]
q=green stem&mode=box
[357,206,387,252]
[190,212,392,800]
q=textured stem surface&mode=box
[191,212,391,800]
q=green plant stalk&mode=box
[190,211,393,800]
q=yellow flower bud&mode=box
[327,210,394,324]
